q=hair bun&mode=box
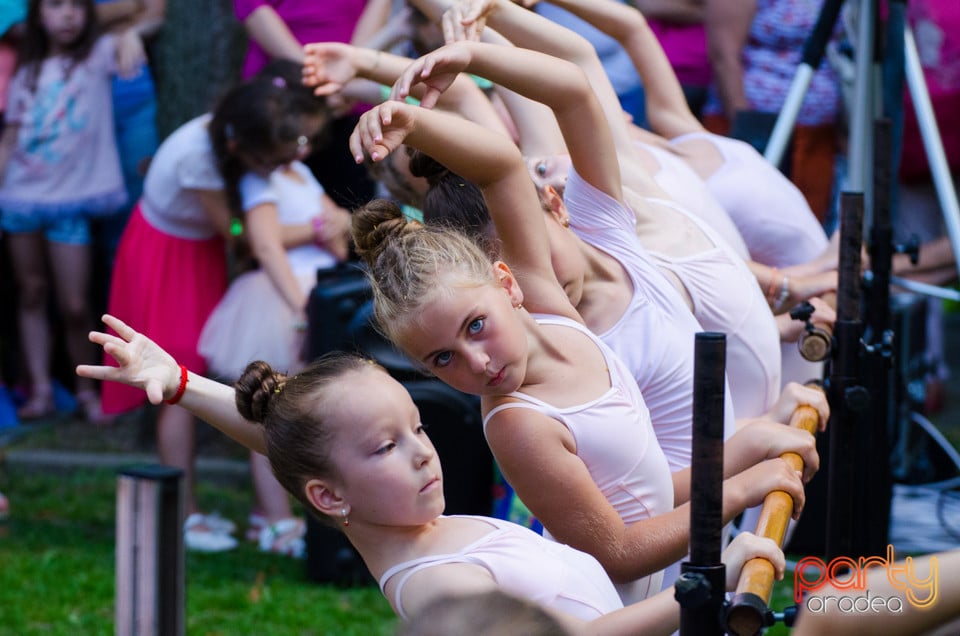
[351,198,417,266]
[235,360,285,423]
[408,150,450,186]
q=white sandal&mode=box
[258,518,306,558]
[184,513,238,553]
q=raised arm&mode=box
[427,0,641,161]
[302,41,510,136]
[539,0,705,139]
[77,315,268,453]
[392,40,621,201]
[349,98,573,317]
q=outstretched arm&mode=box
[77,315,268,454]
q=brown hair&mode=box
[234,353,380,521]
[351,198,495,345]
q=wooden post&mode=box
[115,465,184,636]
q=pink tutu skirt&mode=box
[102,204,227,414]
[198,269,314,380]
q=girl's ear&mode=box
[492,261,524,308]
[541,186,568,226]
[304,478,345,517]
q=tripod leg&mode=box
[904,25,960,273]
[763,0,846,167]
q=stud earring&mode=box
[561,218,570,228]
[341,507,350,527]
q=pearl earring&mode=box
[341,507,350,527]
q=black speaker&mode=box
[305,263,373,360]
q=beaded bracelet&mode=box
[165,364,189,405]
[774,276,791,313]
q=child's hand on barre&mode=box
[391,42,475,108]
[762,381,829,432]
[76,315,181,405]
[722,532,786,590]
[726,459,806,520]
[733,419,820,484]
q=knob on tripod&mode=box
[791,301,833,362]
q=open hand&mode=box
[390,42,474,109]
[302,42,360,96]
[76,314,181,405]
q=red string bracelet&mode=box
[165,364,189,405]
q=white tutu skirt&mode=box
[198,270,313,380]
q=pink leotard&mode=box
[635,140,751,261]
[563,168,737,467]
[379,515,623,621]
[669,132,828,268]
[483,313,674,605]
[644,197,782,418]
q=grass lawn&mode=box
[0,464,397,636]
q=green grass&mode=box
[0,465,397,636]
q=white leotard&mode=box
[635,140,751,261]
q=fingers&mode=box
[349,106,395,163]
[101,314,136,341]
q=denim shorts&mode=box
[0,213,91,244]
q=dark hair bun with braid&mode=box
[408,150,450,186]
[235,360,286,424]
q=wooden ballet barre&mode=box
[724,402,822,636]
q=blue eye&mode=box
[434,351,453,367]
[468,318,484,335]
[536,161,547,177]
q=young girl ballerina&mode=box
[347,70,821,608]
[0,0,144,421]
[101,66,331,552]
[77,315,787,633]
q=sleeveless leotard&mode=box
[379,515,623,621]
[563,168,737,467]
[635,140,751,261]
[669,132,828,269]
[483,313,674,605]
[644,197,782,418]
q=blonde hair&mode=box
[352,199,495,343]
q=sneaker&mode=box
[184,513,238,553]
